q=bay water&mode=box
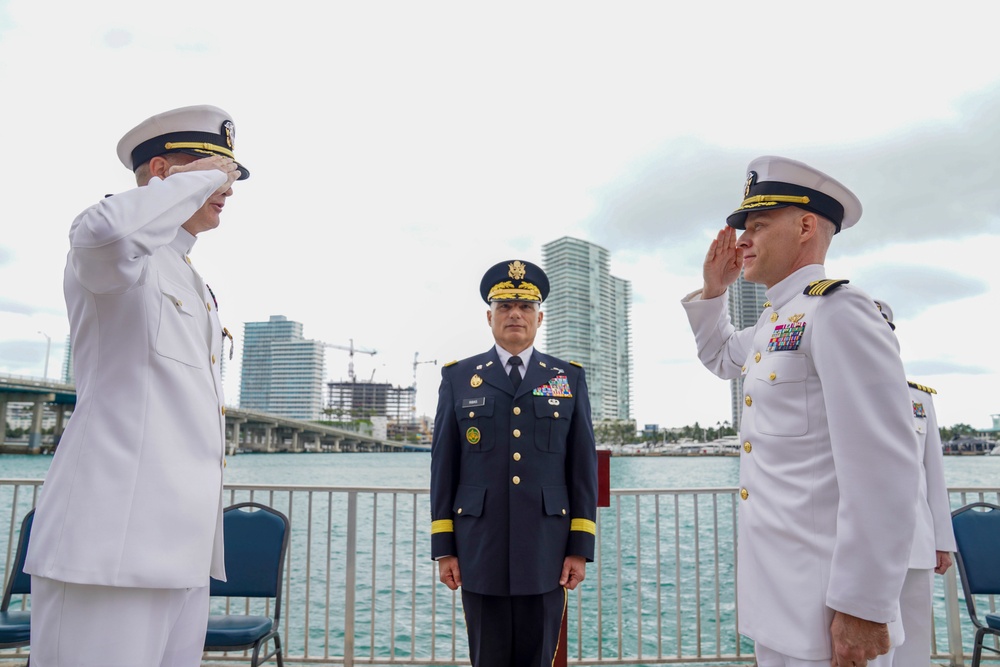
[1,453,997,664]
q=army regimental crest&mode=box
[466,427,481,445]
[744,171,757,198]
[508,261,527,280]
[470,374,483,388]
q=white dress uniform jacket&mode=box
[906,384,957,568]
[26,170,229,588]
[682,264,919,661]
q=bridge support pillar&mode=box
[54,404,68,446]
[228,419,244,456]
[28,398,47,454]
[264,426,274,453]
[291,429,301,453]
[0,395,7,442]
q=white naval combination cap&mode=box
[874,298,895,330]
[116,104,249,180]
[727,156,861,233]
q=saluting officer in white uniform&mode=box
[874,300,957,667]
[681,157,919,667]
[25,105,248,666]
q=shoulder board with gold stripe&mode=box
[803,279,850,296]
[569,360,583,368]
[908,380,937,395]
[444,360,458,367]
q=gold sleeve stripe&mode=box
[431,519,454,534]
[570,518,596,535]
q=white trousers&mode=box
[755,641,895,666]
[29,576,210,667]
[892,568,934,667]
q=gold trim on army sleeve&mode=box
[570,518,596,535]
[431,519,454,535]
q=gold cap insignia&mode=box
[470,374,483,388]
[744,171,757,198]
[223,120,235,149]
[508,260,527,280]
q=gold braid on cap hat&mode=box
[488,280,542,302]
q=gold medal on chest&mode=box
[470,374,483,388]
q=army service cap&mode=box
[117,104,249,180]
[727,156,861,233]
[480,260,550,304]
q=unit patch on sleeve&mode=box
[767,322,806,352]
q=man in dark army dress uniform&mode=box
[430,259,598,667]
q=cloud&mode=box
[103,28,132,49]
[0,339,50,370]
[0,246,11,266]
[850,264,988,318]
[580,84,1000,265]
[907,359,990,376]
[0,298,63,317]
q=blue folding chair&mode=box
[205,502,289,667]
[952,501,1000,667]
[1,509,34,657]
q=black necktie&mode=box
[508,356,523,390]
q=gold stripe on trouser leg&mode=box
[551,586,568,667]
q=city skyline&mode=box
[1,3,998,431]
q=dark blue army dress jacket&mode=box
[430,347,598,597]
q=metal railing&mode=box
[2,480,998,665]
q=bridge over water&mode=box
[0,373,428,455]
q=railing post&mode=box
[944,564,964,667]
[555,450,611,667]
[345,491,357,667]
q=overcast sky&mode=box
[1,1,998,431]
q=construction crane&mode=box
[413,351,437,390]
[324,339,377,382]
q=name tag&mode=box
[462,398,486,408]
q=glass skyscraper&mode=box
[727,274,768,429]
[541,237,632,422]
[239,315,325,420]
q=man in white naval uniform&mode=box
[681,157,919,667]
[874,300,957,667]
[25,105,248,666]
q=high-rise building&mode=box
[61,334,73,385]
[727,274,768,429]
[239,315,325,420]
[541,237,632,422]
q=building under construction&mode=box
[325,381,425,441]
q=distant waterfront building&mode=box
[325,381,420,439]
[541,236,632,422]
[61,334,73,385]
[728,274,768,429]
[239,315,325,420]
